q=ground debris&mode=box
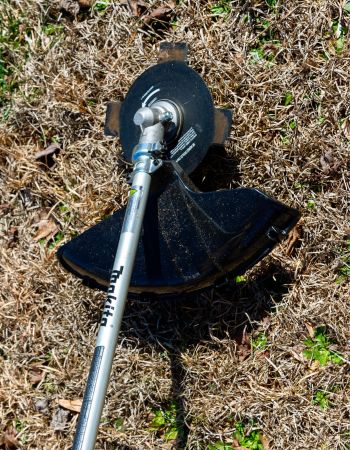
[34,143,61,160]
[58,398,82,413]
[0,427,20,449]
[50,408,70,432]
[284,224,301,256]
[120,0,147,16]
[142,6,173,25]
[33,217,59,242]
[319,150,340,174]
[35,398,50,415]
[341,117,350,139]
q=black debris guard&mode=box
[57,41,300,296]
[58,161,299,294]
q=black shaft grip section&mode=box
[73,346,105,450]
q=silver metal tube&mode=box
[72,169,152,450]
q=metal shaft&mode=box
[72,170,151,450]
[72,106,171,450]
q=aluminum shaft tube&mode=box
[72,169,152,450]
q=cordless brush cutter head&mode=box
[58,43,299,295]
[58,43,300,450]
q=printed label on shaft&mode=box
[100,266,124,327]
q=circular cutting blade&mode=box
[119,60,215,174]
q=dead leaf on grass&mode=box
[120,0,147,16]
[237,327,251,361]
[342,117,350,139]
[58,398,82,413]
[0,427,20,449]
[232,442,249,450]
[0,203,10,212]
[33,217,58,241]
[29,367,46,384]
[310,360,320,371]
[143,6,173,25]
[261,434,271,450]
[305,322,315,338]
[78,0,93,7]
[290,344,305,362]
[34,143,60,160]
[319,150,340,174]
[284,224,301,256]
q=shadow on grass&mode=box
[114,261,294,449]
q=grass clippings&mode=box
[1,0,350,449]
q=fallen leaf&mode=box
[34,143,60,160]
[0,203,10,212]
[33,217,58,241]
[78,0,93,7]
[0,427,20,449]
[256,350,270,360]
[284,224,301,256]
[342,118,350,139]
[305,322,315,338]
[120,0,147,16]
[50,407,70,431]
[344,227,350,237]
[234,52,244,64]
[29,367,45,384]
[6,226,18,249]
[143,6,173,24]
[58,398,82,413]
[310,360,320,371]
[319,150,340,174]
[261,434,271,450]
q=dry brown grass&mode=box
[1,0,350,449]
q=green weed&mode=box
[306,199,315,209]
[335,239,350,284]
[48,231,64,250]
[210,0,231,16]
[233,421,264,450]
[312,390,330,409]
[288,119,296,130]
[94,1,110,12]
[303,327,343,366]
[332,20,348,53]
[15,419,28,444]
[235,275,247,284]
[113,417,124,430]
[294,181,308,190]
[42,380,56,393]
[209,442,233,450]
[209,421,264,450]
[15,419,25,433]
[42,23,64,36]
[265,0,277,9]
[59,203,72,222]
[149,401,181,441]
[251,333,268,351]
[283,92,294,106]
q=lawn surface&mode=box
[0,1,350,449]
